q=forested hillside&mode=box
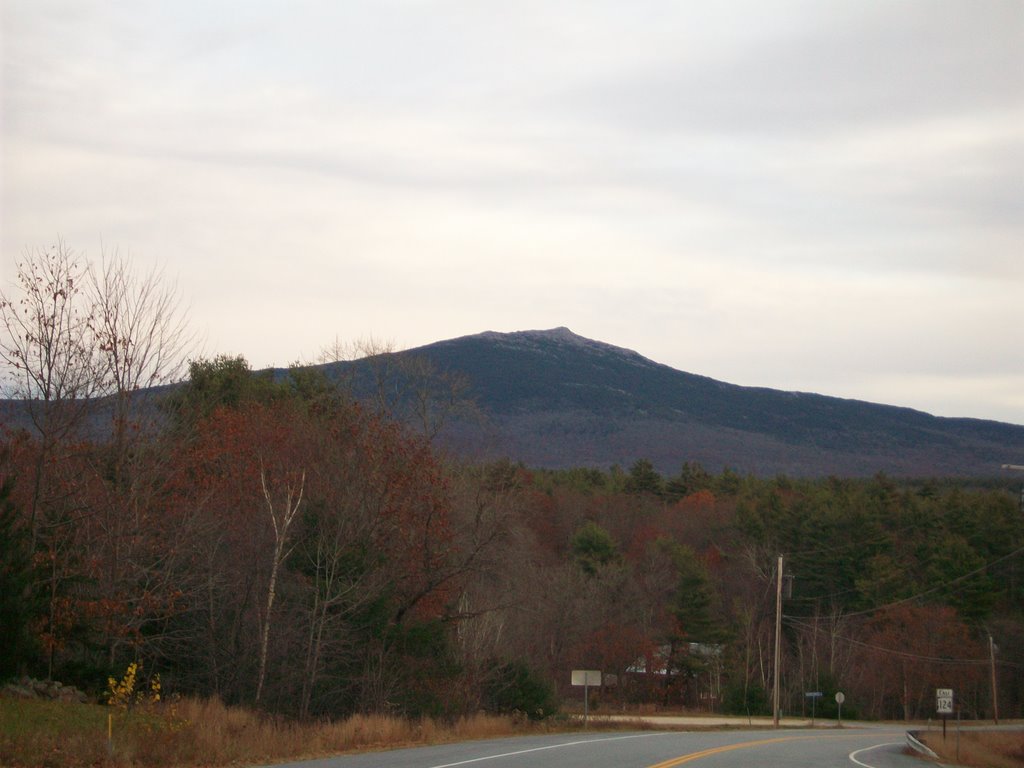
[372,328,1024,477]
[2,247,1022,723]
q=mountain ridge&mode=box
[2,327,1019,478]
[389,327,1024,477]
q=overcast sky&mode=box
[2,1,1022,425]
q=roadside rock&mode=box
[1,676,89,703]
[0,683,34,699]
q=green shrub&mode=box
[484,661,556,720]
[721,681,770,716]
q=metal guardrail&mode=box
[905,730,939,759]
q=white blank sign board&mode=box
[571,670,601,687]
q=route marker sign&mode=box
[936,688,954,715]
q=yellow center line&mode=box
[647,737,815,765]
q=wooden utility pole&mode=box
[990,634,999,725]
[773,553,783,727]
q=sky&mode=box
[2,1,1022,425]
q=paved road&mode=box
[262,727,925,768]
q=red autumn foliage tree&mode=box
[848,604,985,720]
[157,394,456,712]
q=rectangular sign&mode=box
[936,688,953,714]
[571,670,601,687]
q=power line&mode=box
[786,543,1024,619]
[783,615,1024,670]
[783,521,921,558]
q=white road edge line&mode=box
[849,741,901,768]
[426,733,670,768]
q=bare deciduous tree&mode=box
[320,335,478,441]
[297,479,389,719]
[255,461,304,706]
[0,241,98,425]
[87,250,196,456]
[1,240,198,679]
[0,240,98,549]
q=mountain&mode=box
[3,327,1020,478]
[373,327,1024,477]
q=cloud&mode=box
[558,2,1023,135]
[2,0,1022,423]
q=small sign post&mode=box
[804,691,823,726]
[571,670,602,726]
[835,691,845,727]
[937,688,954,739]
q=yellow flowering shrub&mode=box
[107,662,161,709]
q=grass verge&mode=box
[0,696,578,768]
[919,729,1024,768]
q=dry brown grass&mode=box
[919,729,1024,768]
[0,695,557,768]
[140,698,536,766]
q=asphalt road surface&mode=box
[262,727,927,768]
